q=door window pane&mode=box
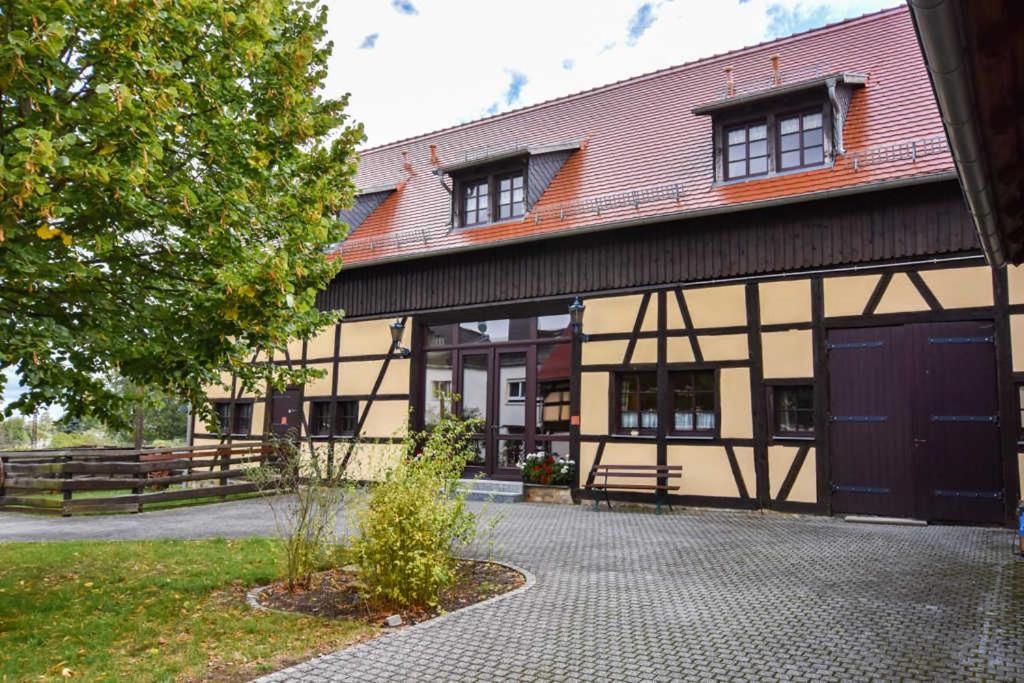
[425,350,453,427]
[497,352,527,437]
[537,314,571,339]
[461,354,489,423]
[537,345,571,434]
[425,324,454,347]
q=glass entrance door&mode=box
[457,348,529,479]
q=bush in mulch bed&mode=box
[256,559,523,625]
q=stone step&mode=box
[457,478,523,502]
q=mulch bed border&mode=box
[245,556,536,632]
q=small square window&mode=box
[311,401,332,436]
[213,402,231,435]
[772,385,814,436]
[506,378,525,403]
[234,402,253,435]
[462,179,490,226]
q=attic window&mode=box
[725,121,769,180]
[456,167,525,228]
[778,110,824,170]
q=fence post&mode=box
[0,455,6,504]
[219,445,229,500]
[132,451,144,513]
[61,454,72,517]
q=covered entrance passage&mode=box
[420,314,573,479]
[828,320,1004,524]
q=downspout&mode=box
[908,0,1005,267]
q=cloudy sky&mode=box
[2,0,905,417]
[323,0,903,149]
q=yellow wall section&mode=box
[1008,265,1024,306]
[640,297,659,332]
[824,274,880,318]
[919,267,993,309]
[720,368,752,439]
[337,359,410,395]
[304,362,334,396]
[1012,315,1024,372]
[360,399,410,438]
[684,285,746,328]
[344,443,400,481]
[306,326,337,359]
[874,273,930,314]
[733,446,756,498]
[585,294,645,335]
[580,372,609,435]
[667,445,743,498]
[666,293,685,330]
[666,337,695,363]
[582,340,628,365]
[768,446,817,503]
[585,442,658,488]
[761,330,813,378]
[632,338,658,363]
[205,371,234,399]
[759,279,811,324]
[285,338,305,363]
[340,318,407,357]
[250,403,266,436]
[697,334,748,361]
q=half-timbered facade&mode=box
[195,6,1024,525]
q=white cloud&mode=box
[321,0,901,148]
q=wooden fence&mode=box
[0,442,275,516]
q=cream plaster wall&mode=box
[920,267,993,309]
[360,399,410,438]
[720,368,752,439]
[761,330,814,379]
[667,445,743,498]
[874,273,930,314]
[759,279,811,324]
[582,340,628,365]
[585,295,645,335]
[580,372,610,435]
[685,285,747,328]
[824,274,880,318]
[698,334,748,361]
[768,445,817,503]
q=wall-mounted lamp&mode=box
[389,319,411,358]
[568,297,588,342]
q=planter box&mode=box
[523,483,576,505]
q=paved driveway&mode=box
[3,500,1022,681]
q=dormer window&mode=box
[692,71,866,185]
[455,167,526,228]
[778,110,824,171]
[725,121,769,180]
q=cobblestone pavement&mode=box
[3,500,1022,681]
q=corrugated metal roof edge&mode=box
[354,5,907,156]
[333,170,958,270]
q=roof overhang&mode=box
[355,182,399,195]
[691,72,867,116]
[437,140,582,174]
[909,0,1024,267]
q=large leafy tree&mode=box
[0,1,362,428]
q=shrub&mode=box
[349,402,480,609]
[520,452,575,485]
[252,438,347,591]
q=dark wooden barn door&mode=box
[828,321,1003,523]
[913,321,1003,524]
[828,326,915,518]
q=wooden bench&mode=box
[586,464,682,514]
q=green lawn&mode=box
[0,539,373,682]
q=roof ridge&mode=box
[356,4,906,155]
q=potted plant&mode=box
[519,452,577,504]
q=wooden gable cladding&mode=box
[319,182,979,319]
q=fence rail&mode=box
[0,442,275,516]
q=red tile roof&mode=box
[335,6,954,268]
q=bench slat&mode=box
[587,484,680,491]
[593,464,681,471]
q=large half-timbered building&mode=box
[196,6,1024,525]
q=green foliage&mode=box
[0,538,371,681]
[252,439,347,591]
[350,402,481,609]
[0,0,364,430]
[0,415,30,449]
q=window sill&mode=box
[453,215,527,232]
[667,434,716,441]
[771,434,815,441]
[713,160,833,187]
